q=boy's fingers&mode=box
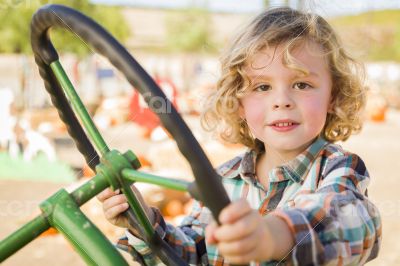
[104,203,129,220]
[219,198,252,224]
[97,187,115,202]
[217,228,258,256]
[103,194,127,211]
[214,211,259,242]
[205,221,218,244]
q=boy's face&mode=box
[239,41,332,158]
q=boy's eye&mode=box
[293,82,312,90]
[254,84,271,92]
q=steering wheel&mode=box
[31,4,231,265]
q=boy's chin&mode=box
[266,138,311,154]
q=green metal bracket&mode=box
[0,215,50,261]
[95,150,154,238]
[39,189,128,266]
[96,150,141,191]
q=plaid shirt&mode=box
[117,137,381,265]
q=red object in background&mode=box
[129,76,179,131]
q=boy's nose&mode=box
[273,102,292,109]
[272,90,294,110]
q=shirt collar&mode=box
[233,136,328,184]
[280,136,328,183]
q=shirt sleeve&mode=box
[271,154,382,265]
[116,201,210,265]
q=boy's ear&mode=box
[328,102,334,114]
[327,96,335,114]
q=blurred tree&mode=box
[165,8,215,53]
[0,0,130,55]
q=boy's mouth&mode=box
[268,119,299,127]
[267,119,300,132]
[273,122,296,127]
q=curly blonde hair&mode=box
[201,7,366,150]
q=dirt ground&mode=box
[1,110,399,265]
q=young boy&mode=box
[98,7,381,265]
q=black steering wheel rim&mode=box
[31,4,231,265]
